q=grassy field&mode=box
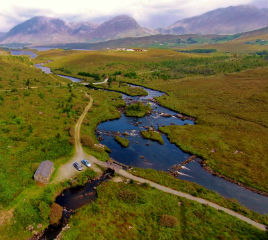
[35,47,268,192]
[0,45,267,238]
[129,168,268,225]
[0,54,98,239]
[156,68,268,193]
[0,55,90,206]
[61,181,267,240]
[141,130,164,144]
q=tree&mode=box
[25,79,30,89]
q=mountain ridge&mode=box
[164,5,268,34]
[0,5,267,44]
[0,15,151,44]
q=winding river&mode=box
[11,50,268,214]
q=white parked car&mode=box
[81,159,91,168]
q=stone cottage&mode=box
[34,160,54,184]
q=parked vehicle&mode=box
[81,159,91,168]
[73,162,83,171]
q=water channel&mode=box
[11,50,268,214]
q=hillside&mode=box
[0,15,153,45]
[38,27,268,52]
[165,5,268,34]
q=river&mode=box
[11,50,268,214]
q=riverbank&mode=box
[60,180,267,239]
[128,167,268,225]
[120,69,268,194]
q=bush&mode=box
[124,71,137,79]
[125,102,152,117]
[117,189,138,203]
[78,72,100,81]
[74,169,97,186]
[50,203,63,224]
[81,135,94,147]
[159,215,178,227]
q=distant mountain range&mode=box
[0,5,267,45]
[37,27,267,51]
[164,5,268,35]
[0,15,154,44]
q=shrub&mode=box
[68,127,75,137]
[50,203,63,224]
[124,71,137,79]
[159,215,178,227]
[117,189,138,203]
[81,135,94,147]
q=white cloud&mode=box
[0,0,254,31]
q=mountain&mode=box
[0,15,154,45]
[69,22,98,35]
[165,5,268,35]
[1,16,80,44]
[87,15,154,41]
[1,5,267,45]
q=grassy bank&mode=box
[129,168,268,225]
[96,80,148,96]
[80,88,125,161]
[61,181,267,240]
[155,68,268,193]
[0,168,98,240]
[115,136,129,147]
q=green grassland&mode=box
[35,47,268,193]
[115,136,129,147]
[40,27,267,52]
[0,54,99,239]
[141,130,164,144]
[61,181,267,240]
[0,44,267,239]
[0,55,89,206]
[156,68,268,193]
[129,168,268,225]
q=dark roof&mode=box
[34,160,54,178]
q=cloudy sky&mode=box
[0,0,266,32]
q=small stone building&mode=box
[34,160,54,184]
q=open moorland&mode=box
[0,53,92,239]
[61,181,267,240]
[0,27,267,239]
[34,33,268,194]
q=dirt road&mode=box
[53,95,101,182]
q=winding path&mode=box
[55,92,267,231]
